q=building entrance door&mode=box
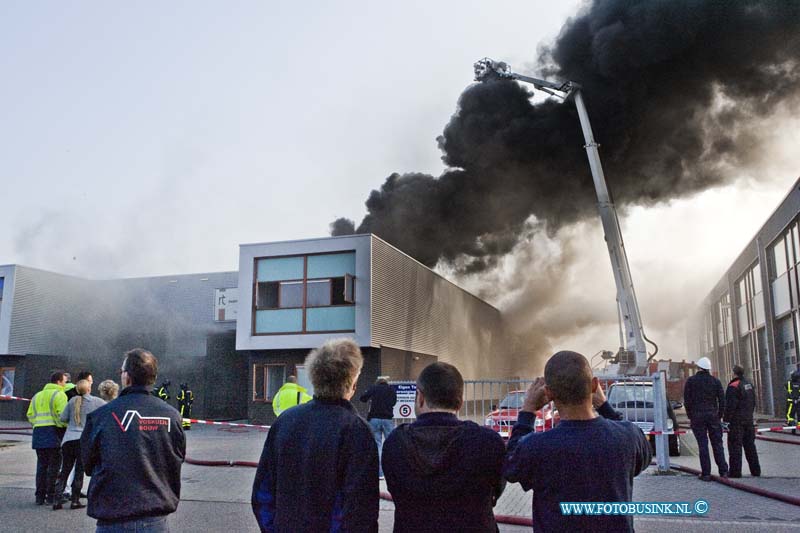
[295,365,314,397]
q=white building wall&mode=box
[236,235,372,351]
[0,265,17,354]
[370,236,509,380]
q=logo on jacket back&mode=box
[112,410,172,432]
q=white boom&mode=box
[473,58,652,374]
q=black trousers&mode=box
[727,422,761,476]
[55,439,84,499]
[35,447,62,502]
[690,412,728,476]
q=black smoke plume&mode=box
[333,0,800,271]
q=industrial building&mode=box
[0,234,509,424]
[688,176,800,417]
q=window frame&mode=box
[251,251,357,336]
[252,363,286,402]
[0,367,16,398]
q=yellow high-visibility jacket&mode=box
[272,382,312,416]
[26,383,68,428]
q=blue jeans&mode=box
[96,515,169,532]
[369,418,394,477]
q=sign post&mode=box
[391,383,417,420]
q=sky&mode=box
[2,1,799,368]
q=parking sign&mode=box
[392,383,417,419]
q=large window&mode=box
[737,264,765,334]
[253,252,356,334]
[0,367,15,397]
[252,364,286,401]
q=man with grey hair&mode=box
[252,338,378,532]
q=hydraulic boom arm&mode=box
[473,58,650,374]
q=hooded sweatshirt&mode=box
[382,412,505,532]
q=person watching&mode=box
[81,349,186,531]
[252,338,378,532]
[382,362,505,532]
[504,351,652,532]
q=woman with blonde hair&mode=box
[54,378,105,510]
[97,379,120,402]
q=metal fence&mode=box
[390,371,672,471]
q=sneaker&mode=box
[751,472,761,477]
[728,473,742,478]
[699,475,712,481]
[719,472,729,478]
[52,502,63,510]
[35,498,45,506]
[70,501,86,510]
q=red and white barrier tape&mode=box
[184,418,270,430]
[0,394,31,402]
[757,425,800,433]
[646,430,687,435]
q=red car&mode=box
[484,391,560,438]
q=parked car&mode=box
[606,381,681,456]
[484,391,560,438]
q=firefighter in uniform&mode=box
[153,379,171,403]
[27,372,68,505]
[272,375,312,417]
[724,365,761,478]
[177,383,194,430]
[788,365,800,434]
[683,357,728,480]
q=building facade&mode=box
[1,234,510,423]
[0,265,241,420]
[689,177,800,417]
[237,234,509,423]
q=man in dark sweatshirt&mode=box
[359,377,397,479]
[504,351,652,533]
[382,362,506,532]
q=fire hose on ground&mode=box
[667,462,800,507]
[5,393,799,515]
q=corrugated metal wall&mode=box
[8,266,93,354]
[8,266,238,359]
[370,236,510,380]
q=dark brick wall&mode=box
[0,354,70,421]
[204,332,247,420]
[0,340,249,422]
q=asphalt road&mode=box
[1,420,799,532]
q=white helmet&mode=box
[696,357,712,370]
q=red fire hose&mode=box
[185,456,258,468]
[755,435,800,445]
[668,463,800,507]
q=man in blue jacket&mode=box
[252,338,378,532]
[81,349,185,532]
[504,351,651,533]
